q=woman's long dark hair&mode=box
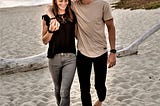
[52,0,74,22]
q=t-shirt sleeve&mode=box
[102,1,113,21]
[42,14,50,26]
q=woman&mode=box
[41,0,77,105]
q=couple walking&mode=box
[41,0,116,106]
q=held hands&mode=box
[107,53,116,68]
[49,19,60,32]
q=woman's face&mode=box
[56,0,69,12]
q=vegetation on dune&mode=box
[112,0,160,10]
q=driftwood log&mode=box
[117,23,160,57]
[0,23,160,75]
[0,53,48,75]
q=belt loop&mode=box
[61,53,64,56]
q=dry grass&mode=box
[112,0,160,10]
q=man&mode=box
[46,0,116,106]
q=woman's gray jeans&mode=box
[49,53,76,106]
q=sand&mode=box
[0,3,160,106]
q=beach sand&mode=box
[0,4,160,106]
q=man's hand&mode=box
[107,53,116,68]
[46,5,60,31]
[49,19,60,31]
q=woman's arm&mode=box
[41,19,53,45]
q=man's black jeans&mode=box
[76,51,108,106]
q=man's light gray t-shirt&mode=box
[71,0,113,57]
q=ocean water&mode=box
[0,0,118,8]
[0,0,51,8]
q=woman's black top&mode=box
[42,13,76,58]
